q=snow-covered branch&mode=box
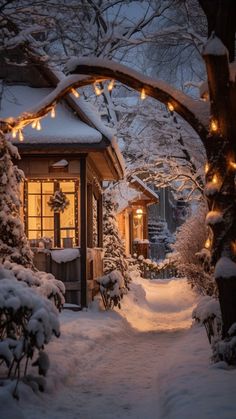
[65,57,209,142]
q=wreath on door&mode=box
[48,189,70,213]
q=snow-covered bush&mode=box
[0,268,60,397]
[193,296,236,365]
[173,204,216,296]
[193,296,222,344]
[3,261,65,310]
[96,270,126,309]
[103,191,130,287]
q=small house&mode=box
[0,49,124,307]
[115,176,159,258]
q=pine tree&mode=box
[0,132,33,267]
[103,191,129,287]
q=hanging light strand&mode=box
[108,79,115,91]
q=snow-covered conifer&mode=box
[103,190,130,287]
[0,132,33,267]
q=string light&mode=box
[36,120,41,131]
[51,107,56,118]
[167,102,174,112]
[205,238,211,249]
[212,174,218,184]
[18,130,24,142]
[12,129,17,138]
[210,119,218,132]
[94,84,102,96]
[205,163,209,174]
[140,88,146,100]
[31,120,37,129]
[231,241,236,255]
[108,80,115,91]
[71,88,80,98]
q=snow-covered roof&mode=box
[1,85,103,144]
[114,177,159,213]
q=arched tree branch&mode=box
[65,57,209,143]
[1,57,209,146]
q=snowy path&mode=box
[10,277,198,419]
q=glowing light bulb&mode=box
[205,238,211,249]
[108,80,115,91]
[229,161,236,169]
[231,241,236,254]
[205,163,209,174]
[18,130,24,142]
[12,129,17,138]
[36,120,41,131]
[71,88,79,98]
[31,120,37,129]
[210,119,218,132]
[140,88,146,100]
[51,107,56,118]
[94,84,102,96]
[212,174,218,184]
[168,102,174,112]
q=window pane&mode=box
[42,182,54,194]
[28,230,42,240]
[43,217,54,230]
[28,182,41,194]
[28,217,41,230]
[60,181,75,193]
[42,195,53,216]
[61,230,75,246]
[42,230,54,240]
[28,195,41,216]
[60,195,75,228]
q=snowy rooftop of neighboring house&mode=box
[1,85,104,144]
[114,177,159,213]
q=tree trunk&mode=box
[203,37,236,337]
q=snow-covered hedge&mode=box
[3,261,65,310]
[96,270,126,309]
[0,268,60,397]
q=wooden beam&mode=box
[98,193,103,248]
[87,183,93,248]
[80,155,87,307]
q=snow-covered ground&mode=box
[1,276,236,419]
